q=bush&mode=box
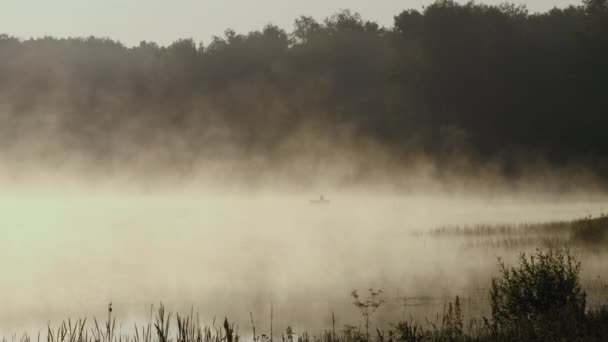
[488,249,586,339]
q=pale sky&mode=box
[1,0,578,47]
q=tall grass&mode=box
[17,303,237,342]
[427,214,608,249]
[3,249,607,342]
[570,215,608,243]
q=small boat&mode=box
[310,194,330,204]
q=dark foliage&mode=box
[570,215,608,243]
[488,249,587,340]
[0,0,607,182]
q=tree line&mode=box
[0,0,606,183]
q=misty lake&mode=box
[1,192,607,336]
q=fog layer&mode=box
[0,0,607,337]
[1,193,606,336]
[1,0,607,191]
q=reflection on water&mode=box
[0,192,606,336]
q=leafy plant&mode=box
[351,289,384,342]
[489,249,586,338]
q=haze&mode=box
[1,0,607,340]
[1,191,605,337]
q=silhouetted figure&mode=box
[310,194,330,204]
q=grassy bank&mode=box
[428,214,608,248]
[4,249,607,342]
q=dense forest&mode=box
[0,0,607,186]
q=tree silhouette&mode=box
[0,0,606,184]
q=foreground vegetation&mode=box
[4,249,607,342]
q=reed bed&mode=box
[4,299,605,342]
[427,214,608,249]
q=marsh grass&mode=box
[570,215,608,243]
[428,214,608,249]
[2,299,605,342]
[4,249,607,342]
[20,297,602,342]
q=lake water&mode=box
[1,192,606,336]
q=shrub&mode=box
[488,249,586,339]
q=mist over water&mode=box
[1,0,607,338]
[2,189,606,336]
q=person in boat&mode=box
[311,194,330,204]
